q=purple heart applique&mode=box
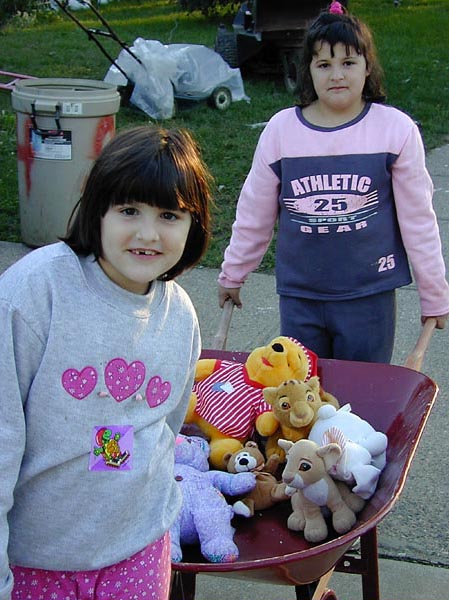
[146,375,171,407]
[105,358,145,402]
[62,366,98,400]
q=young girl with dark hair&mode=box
[218,1,449,362]
[0,125,212,600]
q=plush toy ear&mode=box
[244,440,258,450]
[316,442,342,471]
[278,439,294,453]
[308,375,320,392]
[223,452,233,466]
[286,346,306,377]
[262,387,278,405]
[286,339,318,379]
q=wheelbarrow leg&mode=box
[360,528,380,600]
[335,528,381,600]
[299,528,381,600]
[170,571,197,600]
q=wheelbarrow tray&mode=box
[172,352,438,594]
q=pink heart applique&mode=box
[62,366,98,400]
[105,358,145,402]
[146,375,171,407]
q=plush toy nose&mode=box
[272,343,284,352]
[239,457,249,466]
[283,473,293,484]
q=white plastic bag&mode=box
[104,39,249,119]
[166,44,248,103]
[105,38,177,120]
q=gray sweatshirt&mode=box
[0,242,201,599]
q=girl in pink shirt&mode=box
[218,2,449,362]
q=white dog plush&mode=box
[308,404,388,500]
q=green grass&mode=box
[1,0,448,269]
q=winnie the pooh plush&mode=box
[184,336,317,469]
[262,376,339,460]
[224,441,288,517]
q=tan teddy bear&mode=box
[224,441,289,518]
[262,376,339,460]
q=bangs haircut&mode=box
[299,12,385,106]
[106,131,197,212]
[62,126,212,281]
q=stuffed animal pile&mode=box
[173,335,389,557]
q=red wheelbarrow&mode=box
[170,306,438,600]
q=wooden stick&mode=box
[404,317,437,372]
[211,300,235,351]
[311,568,335,600]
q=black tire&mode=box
[208,86,232,111]
[282,48,303,95]
[214,25,239,68]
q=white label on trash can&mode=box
[62,101,83,115]
[30,129,72,160]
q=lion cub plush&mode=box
[262,376,339,460]
[279,438,364,542]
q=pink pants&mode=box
[11,532,171,600]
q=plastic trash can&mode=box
[11,78,121,247]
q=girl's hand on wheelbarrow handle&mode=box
[218,284,242,309]
[421,312,448,330]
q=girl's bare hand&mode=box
[421,313,448,329]
[218,285,242,309]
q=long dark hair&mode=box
[299,8,385,106]
[62,125,213,281]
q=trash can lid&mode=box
[11,77,121,117]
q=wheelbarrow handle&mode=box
[404,317,437,372]
[211,299,235,351]
[210,305,437,369]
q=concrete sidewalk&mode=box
[1,143,449,598]
[193,559,449,600]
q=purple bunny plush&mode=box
[170,435,256,563]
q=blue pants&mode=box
[279,291,396,363]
